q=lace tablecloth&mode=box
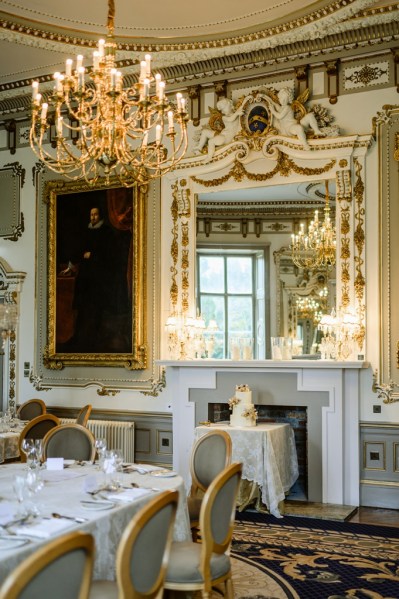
[195,423,298,517]
[0,462,190,582]
[0,432,20,463]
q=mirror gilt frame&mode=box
[160,125,372,359]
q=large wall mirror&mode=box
[195,179,336,359]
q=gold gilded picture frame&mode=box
[43,178,147,370]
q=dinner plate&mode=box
[0,535,30,549]
[80,500,115,511]
[64,459,76,467]
[150,469,177,478]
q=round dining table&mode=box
[0,461,190,582]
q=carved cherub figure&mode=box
[267,87,326,149]
[193,97,244,162]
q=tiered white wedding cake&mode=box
[228,384,257,427]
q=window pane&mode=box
[227,257,252,293]
[200,295,225,358]
[228,296,253,335]
[199,256,224,293]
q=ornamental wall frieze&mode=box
[191,153,336,188]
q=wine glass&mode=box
[94,438,107,469]
[21,439,35,463]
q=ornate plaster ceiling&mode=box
[0,0,397,91]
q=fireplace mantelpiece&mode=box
[158,359,369,506]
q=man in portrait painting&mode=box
[56,188,133,355]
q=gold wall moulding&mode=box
[191,152,336,187]
[43,177,147,370]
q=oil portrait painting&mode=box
[44,180,147,370]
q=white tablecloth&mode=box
[195,423,299,517]
[0,462,190,583]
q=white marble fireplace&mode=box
[159,359,368,506]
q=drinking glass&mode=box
[13,474,30,517]
[21,439,35,462]
[95,438,107,469]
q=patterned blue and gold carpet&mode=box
[230,510,399,599]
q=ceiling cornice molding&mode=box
[0,19,398,119]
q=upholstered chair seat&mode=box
[165,541,231,583]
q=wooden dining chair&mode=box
[0,531,94,599]
[16,398,46,421]
[42,423,96,462]
[76,404,92,427]
[188,429,232,541]
[164,462,242,599]
[18,414,60,462]
[89,490,179,599]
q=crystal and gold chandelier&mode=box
[291,181,336,269]
[29,0,188,187]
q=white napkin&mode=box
[106,488,152,503]
[13,517,73,539]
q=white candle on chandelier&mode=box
[145,54,151,78]
[93,51,100,70]
[167,110,174,132]
[180,97,186,113]
[143,78,149,98]
[142,131,148,147]
[76,55,83,71]
[158,81,165,101]
[53,72,60,91]
[35,93,42,106]
[139,60,147,82]
[32,81,39,100]
[65,59,73,77]
[98,39,105,57]
[40,103,48,121]
[155,124,162,144]
[78,66,85,89]
[155,73,161,96]
[176,92,182,112]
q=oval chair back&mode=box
[89,490,178,599]
[18,414,60,462]
[0,531,94,599]
[190,429,232,495]
[16,399,46,421]
[76,404,92,427]
[164,462,242,598]
[42,423,96,462]
[188,429,232,540]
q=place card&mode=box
[46,458,64,470]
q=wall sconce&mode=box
[165,312,206,360]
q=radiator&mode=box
[60,418,135,463]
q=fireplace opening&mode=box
[208,403,308,501]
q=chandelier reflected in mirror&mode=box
[0,303,18,350]
[290,180,336,270]
[29,0,189,187]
